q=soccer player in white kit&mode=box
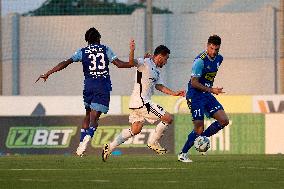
[102,45,185,161]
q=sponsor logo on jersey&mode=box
[204,72,217,81]
[200,52,207,59]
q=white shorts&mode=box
[129,102,166,124]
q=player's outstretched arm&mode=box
[35,58,73,83]
[155,84,186,97]
[191,77,225,95]
[112,39,137,68]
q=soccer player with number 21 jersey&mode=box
[178,35,230,163]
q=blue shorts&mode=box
[187,93,224,121]
[83,78,112,114]
[83,88,110,114]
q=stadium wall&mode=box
[1,7,277,95]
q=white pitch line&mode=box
[9,169,65,171]
[240,166,284,171]
[89,180,110,183]
[7,179,181,183]
[19,179,33,181]
[12,179,110,182]
[19,179,50,182]
[0,167,188,171]
[125,167,187,170]
[166,181,178,183]
[249,181,284,184]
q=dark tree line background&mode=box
[24,0,171,16]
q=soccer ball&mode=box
[194,136,210,152]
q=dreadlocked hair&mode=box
[85,27,101,44]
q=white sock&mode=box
[148,122,169,145]
[109,128,134,152]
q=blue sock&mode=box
[87,127,96,138]
[80,129,87,142]
[201,121,224,137]
[181,130,199,153]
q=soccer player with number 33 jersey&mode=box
[36,27,135,157]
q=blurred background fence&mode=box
[1,0,283,96]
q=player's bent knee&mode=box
[195,127,204,135]
[131,128,142,135]
[165,117,173,125]
[220,119,229,127]
[131,122,143,135]
[162,113,173,124]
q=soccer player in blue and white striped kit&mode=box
[178,35,230,162]
[36,27,135,156]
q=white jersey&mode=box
[129,58,164,109]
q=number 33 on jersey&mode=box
[71,44,117,79]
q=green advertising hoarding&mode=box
[91,124,175,154]
[0,116,174,155]
[6,126,77,148]
[175,114,265,154]
[92,125,156,148]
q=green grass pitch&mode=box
[0,154,284,189]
